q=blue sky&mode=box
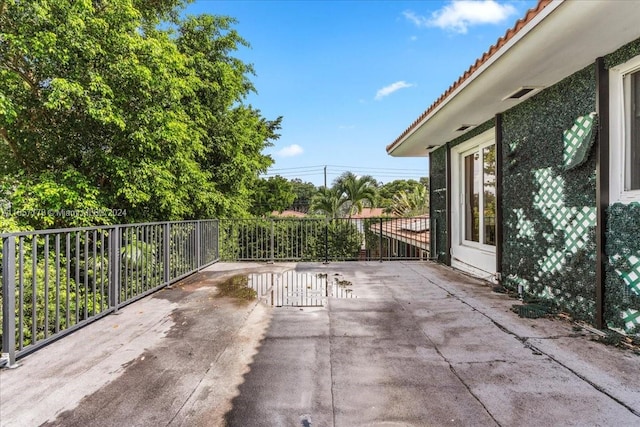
[185,0,537,187]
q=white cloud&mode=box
[403,10,429,27]
[375,81,414,100]
[276,144,303,157]
[404,1,517,34]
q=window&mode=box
[610,55,640,202]
[624,69,640,191]
[461,142,496,247]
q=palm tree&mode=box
[335,172,377,217]
[310,187,346,218]
[387,185,428,217]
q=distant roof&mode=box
[370,215,430,250]
[351,208,389,219]
[271,210,306,217]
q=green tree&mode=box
[250,175,296,216]
[310,187,346,219]
[334,172,377,217]
[0,1,279,228]
[176,14,282,218]
[289,178,318,213]
[387,185,429,217]
[378,179,427,208]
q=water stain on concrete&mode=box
[214,275,258,302]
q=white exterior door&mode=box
[451,129,497,279]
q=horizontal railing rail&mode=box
[1,220,219,367]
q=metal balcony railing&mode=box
[218,217,430,262]
[1,216,430,367]
[1,220,219,367]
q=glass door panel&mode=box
[483,145,496,246]
[464,152,480,242]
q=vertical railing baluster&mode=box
[100,230,105,312]
[196,221,201,270]
[215,220,220,261]
[155,225,160,286]
[131,227,136,296]
[177,225,181,277]
[18,237,24,351]
[203,221,208,264]
[379,218,384,262]
[92,230,97,316]
[136,227,141,295]
[83,231,88,320]
[270,219,275,263]
[75,232,80,325]
[205,222,209,266]
[110,226,120,311]
[123,227,129,300]
[2,236,17,367]
[32,236,38,344]
[163,223,170,285]
[144,226,149,291]
[66,233,71,326]
[142,226,146,290]
[44,235,49,339]
[55,234,60,333]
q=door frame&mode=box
[450,128,497,279]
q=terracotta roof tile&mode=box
[386,0,552,153]
[350,207,388,219]
[271,210,306,217]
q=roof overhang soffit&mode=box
[388,0,640,157]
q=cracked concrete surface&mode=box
[1,261,639,426]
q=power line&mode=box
[325,165,426,172]
[260,164,427,185]
[266,164,426,173]
[269,165,324,171]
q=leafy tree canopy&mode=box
[310,187,346,219]
[386,185,429,217]
[378,178,428,208]
[333,172,377,217]
[0,0,280,228]
[249,175,295,216]
[289,178,317,213]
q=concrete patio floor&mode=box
[1,261,639,426]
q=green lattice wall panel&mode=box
[501,64,597,323]
[514,208,534,238]
[606,201,640,333]
[603,40,640,334]
[429,147,448,263]
[611,253,640,296]
[621,309,640,331]
[563,112,597,170]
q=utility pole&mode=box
[324,165,327,189]
[323,165,329,264]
